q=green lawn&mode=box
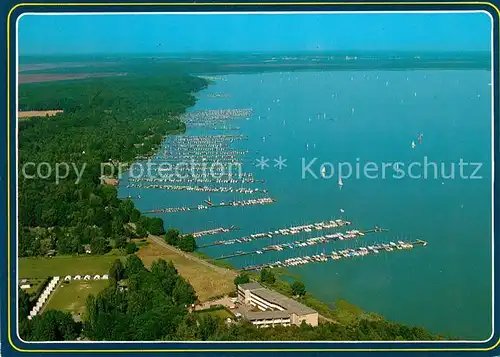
[19,254,123,279]
[44,280,109,317]
[195,307,234,320]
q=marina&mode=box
[144,197,276,214]
[128,177,264,184]
[198,219,354,248]
[185,225,238,238]
[181,109,253,128]
[239,240,428,271]
[212,228,386,260]
[126,183,267,194]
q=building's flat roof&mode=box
[238,282,317,316]
[238,282,263,291]
[244,310,291,320]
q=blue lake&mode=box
[120,70,492,340]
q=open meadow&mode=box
[19,254,122,279]
[44,280,109,318]
[137,238,236,301]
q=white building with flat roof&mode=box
[237,282,318,328]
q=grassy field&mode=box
[137,239,236,302]
[44,280,109,317]
[195,307,234,320]
[19,254,123,279]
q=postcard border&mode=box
[6,1,499,353]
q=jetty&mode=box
[198,219,354,248]
[239,240,428,271]
[144,197,276,214]
[213,228,386,260]
[184,225,238,239]
[128,177,264,184]
[181,109,253,128]
[126,183,267,195]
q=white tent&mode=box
[74,275,82,280]
[93,275,101,280]
[84,275,91,280]
[101,274,109,280]
[64,276,72,281]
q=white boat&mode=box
[338,177,344,186]
[321,167,326,178]
[411,141,416,149]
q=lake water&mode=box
[119,70,492,340]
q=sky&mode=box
[18,12,492,55]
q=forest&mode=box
[18,74,208,256]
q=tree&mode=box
[260,268,275,284]
[125,242,138,255]
[178,235,196,252]
[130,208,141,223]
[148,217,165,235]
[109,259,124,283]
[19,289,31,319]
[125,254,146,277]
[172,278,197,306]
[198,314,220,341]
[114,236,127,249]
[234,273,250,287]
[136,224,147,238]
[29,310,81,341]
[111,216,125,236]
[90,236,110,255]
[119,199,134,221]
[291,281,306,297]
[165,228,180,246]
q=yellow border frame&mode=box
[6,2,499,353]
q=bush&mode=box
[125,242,138,255]
[178,235,196,252]
[260,269,275,284]
[291,281,306,297]
[234,273,250,287]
